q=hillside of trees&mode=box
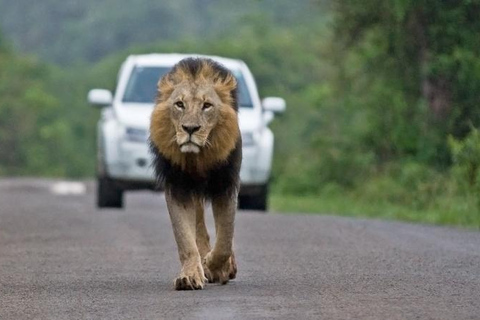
[0,0,479,227]
[0,0,327,64]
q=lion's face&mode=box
[150,58,240,173]
[168,82,223,154]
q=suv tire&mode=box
[97,177,124,208]
[238,184,268,211]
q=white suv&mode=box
[88,54,285,210]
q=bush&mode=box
[449,127,480,196]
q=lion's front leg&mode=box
[204,194,237,284]
[165,192,206,290]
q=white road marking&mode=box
[50,181,87,196]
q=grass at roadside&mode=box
[269,192,480,229]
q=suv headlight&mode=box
[125,127,148,142]
[242,132,256,146]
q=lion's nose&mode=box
[182,125,201,135]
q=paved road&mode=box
[1,178,479,320]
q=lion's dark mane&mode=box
[149,140,241,202]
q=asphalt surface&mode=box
[0,178,479,320]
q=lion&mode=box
[149,57,241,290]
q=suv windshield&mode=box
[122,66,253,107]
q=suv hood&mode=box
[115,103,154,129]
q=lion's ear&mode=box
[217,73,237,92]
[157,74,175,101]
[214,73,237,104]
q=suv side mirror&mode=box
[88,89,113,107]
[262,97,286,114]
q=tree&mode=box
[332,0,480,165]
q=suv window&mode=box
[122,66,253,107]
[122,67,169,103]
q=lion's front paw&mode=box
[174,264,206,290]
[204,252,237,285]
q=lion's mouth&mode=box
[180,142,201,154]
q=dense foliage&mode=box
[0,35,101,176]
[0,40,62,175]
[0,0,478,227]
[0,0,324,64]
[332,0,480,164]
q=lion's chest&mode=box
[156,143,242,202]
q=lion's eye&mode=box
[175,101,184,109]
[202,102,213,110]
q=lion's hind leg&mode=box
[195,198,211,260]
[165,192,206,290]
[204,194,237,284]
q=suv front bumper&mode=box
[106,140,155,183]
[105,141,271,189]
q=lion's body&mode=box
[149,58,241,290]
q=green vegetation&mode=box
[0,0,479,228]
[0,37,101,176]
[0,0,325,64]
[270,163,480,227]
[269,0,480,228]
[0,39,63,175]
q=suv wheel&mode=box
[97,177,124,208]
[238,184,268,211]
